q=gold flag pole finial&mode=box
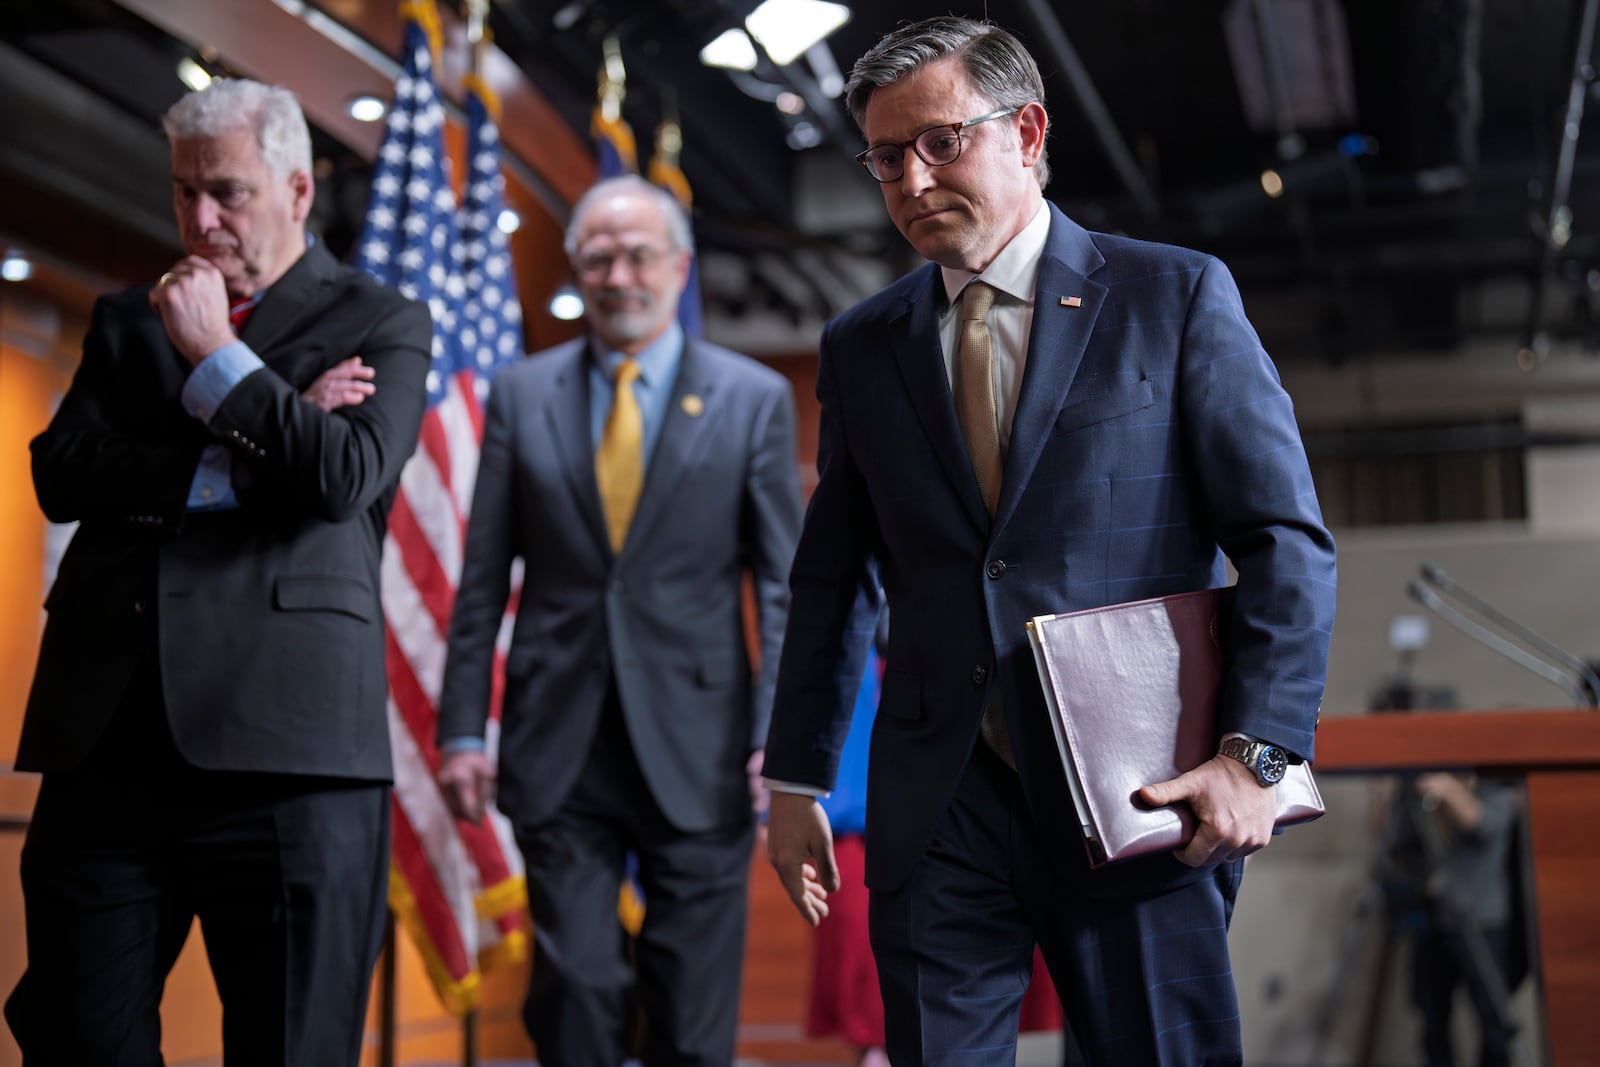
[599,35,625,124]
[463,0,500,115]
[466,0,488,44]
[467,0,489,65]
[655,90,682,164]
[648,90,691,208]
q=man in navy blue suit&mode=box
[763,16,1337,1066]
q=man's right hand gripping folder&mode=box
[1025,587,1324,867]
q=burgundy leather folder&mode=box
[1024,587,1324,867]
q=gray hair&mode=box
[845,16,1050,189]
[564,174,694,257]
[162,78,313,183]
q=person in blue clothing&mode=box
[804,640,889,1067]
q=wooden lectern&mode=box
[1316,710,1600,1067]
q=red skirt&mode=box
[806,836,1064,1048]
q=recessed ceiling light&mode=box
[549,284,585,321]
[700,28,758,72]
[177,57,212,92]
[348,95,387,122]
[745,0,850,67]
[1,252,33,283]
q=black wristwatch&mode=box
[1218,736,1288,787]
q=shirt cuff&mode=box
[440,736,487,755]
[181,341,264,422]
[762,777,829,798]
[186,444,238,511]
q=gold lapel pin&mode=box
[681,394,705,417]
[1060,295,1083,308]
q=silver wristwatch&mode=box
[1218,736,1288,787]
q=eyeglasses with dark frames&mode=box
[855,107,1020,183]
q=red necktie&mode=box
[229,299,255,332]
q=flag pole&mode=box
[379,912,398,1067]
[600,34,626,124]
[466,0,488,74]
[461,5,488,1065]
[362,0,528,1044]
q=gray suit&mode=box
[438,333,801,1065]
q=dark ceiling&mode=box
[3,0,1599,364]
[496,0,1600,363]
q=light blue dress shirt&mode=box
[179,299,265,511]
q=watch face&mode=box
[1258,746,1289,785]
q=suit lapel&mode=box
[240,243,337,359]
[889,267,993,534]
[995,211,1106,532]
[624,339,717,550]
[541,343,610,553]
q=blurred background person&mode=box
[435,173,802,1067]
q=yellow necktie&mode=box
[954,282,1002,517]
[955,283,1015,767]
[596,358,644,553]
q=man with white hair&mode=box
[7,77,431,1064]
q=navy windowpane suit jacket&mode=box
[764,205,1337,896]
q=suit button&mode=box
[986,560,1006,579]
[971,666,987,685]
[132,600,147,614]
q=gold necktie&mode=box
[954,281,1002,517]
[596,358,644,553]
[955,283,1015,767]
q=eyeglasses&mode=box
[574,244,671,278]
[855,108,1020,183]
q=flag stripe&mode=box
[388,490,456,641]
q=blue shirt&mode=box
[179,238,315,511]
[180,318,264,511]
[586,322,685,462]
[818,646,881,837]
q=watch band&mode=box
[1218,735,1286,786]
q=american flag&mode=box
[355,0,527,1013]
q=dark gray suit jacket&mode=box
[765,206,1337,893]
[438,336,802,834]
[20,243,432,780]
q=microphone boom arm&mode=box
[1408,578,1597,708]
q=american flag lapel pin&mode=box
[1060,295,1083,308]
